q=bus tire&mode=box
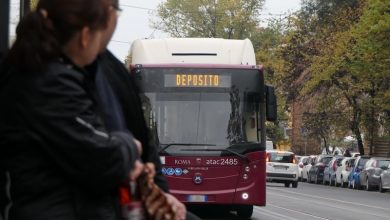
[237,205,253,219]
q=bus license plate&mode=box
[187,195,207,202]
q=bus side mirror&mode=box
[265,85,277,122]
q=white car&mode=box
[335,157,355,187]
[301,155,317,182]
[297,156,309,181]
[266,150,299,188]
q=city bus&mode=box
[130,38,277,218]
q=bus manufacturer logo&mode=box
[193,173,203,184]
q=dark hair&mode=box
[6,0,111,72]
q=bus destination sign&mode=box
[164,74,231,88]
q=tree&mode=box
[153,0,264,39]
[302,0,390,155]
[349,0,390,148]
[31,0,38,9]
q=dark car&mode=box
[307,155,334,184]
[359,157,390,191]
[323,156,344,186]
[347,155,371,189]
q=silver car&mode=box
[379,162,390,193]
[360,157,390,191]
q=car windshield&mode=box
[378,160,390,168]
[358,158,369,167]
[268,152,294,163]
[320,157,333,165]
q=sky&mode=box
[9,0,301,62]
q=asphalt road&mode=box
[193,182,390,220]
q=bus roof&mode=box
[130,38,256,65]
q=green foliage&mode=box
[265,122,285,144]
[153,0,264,39]
[31,0,38,9]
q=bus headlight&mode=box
[243,174,249,180]
[244,166,250,172]
[242,193,249,200]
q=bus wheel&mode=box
[237,205,253,219]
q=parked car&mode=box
[323,156,343,185]
[335,157,355,187]
[359,157,390,191]
[307,155,333,184]
[266,150,299,188]
[295,155,302,163]
[379,163,390,193]
[351,152,360,157]
[297,156,309,181]
[301,155,317,182]
[348,155,371,189]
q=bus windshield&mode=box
[137,67,264,156]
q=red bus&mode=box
[130,38,277,218]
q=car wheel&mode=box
[284,182,290,187]
[379,179,385,193]
[237,205,253,219]
[292,181,298,188]
[366,178,372,191]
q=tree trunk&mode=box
[355,128,364,155]
[352,117,364,155]
[322,135,329,154]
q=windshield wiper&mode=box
[159,143,216,154]
[181,148,249,163]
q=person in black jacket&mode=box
[0,0,144,220]
[94,1,200,219]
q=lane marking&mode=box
[254,206,298,220]
[266,203,331,220]
[252,207,286,220]
[268,191,390,219]
[268,187,390,212]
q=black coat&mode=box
[0,57,139,220]
[98,51,169,192]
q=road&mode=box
[192,182,390,220]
